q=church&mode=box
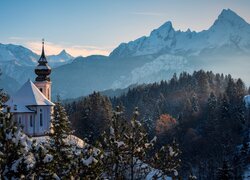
[5,41,54,136]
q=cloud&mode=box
[27,41,112,57]
[7,37,113,57]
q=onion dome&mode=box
[35,39,51,81]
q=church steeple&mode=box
[35,39,51,82]
[39,39,47,63]
[34,39,52,101]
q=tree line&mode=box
[65,70,250,179]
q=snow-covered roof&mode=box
[5,80,54,112]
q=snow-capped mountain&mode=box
[2,9,250,99]
[0,43,38,66]
[47,49,73,67]
[0,43,74,67]
[111,54,191,89]
[0,43,74,86]
[110,9,250,58]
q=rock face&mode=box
[110,9,250,58]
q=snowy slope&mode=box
[110,9,250,58]
[0,44,74,67]
[0,44,74,88]
[32,135,86,148]
[111,54,191,89]
[0,43,38,66]
[47,49,73,67]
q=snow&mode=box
[5,80,54,112]
[110,9,250,58]
[146,169,172,180]
[32,135,86,148]
[115,141,125,148]
[11,158,22,172]
[24,153,36,169]
[111,54,190,89]
[243,165,250,179]
[110,126,114,135]
[150,136,157,143]
[244,95,250,108]
[169,146,174,157]
[52,173,60,180]
[43,154,53,163]
[82,156,98,166]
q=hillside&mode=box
[66,70,250,178]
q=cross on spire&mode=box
[40,38,46,62]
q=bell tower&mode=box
[34,39,52,100]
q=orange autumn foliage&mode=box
[155,114,177,134]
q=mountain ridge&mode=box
[1,9,250,99]
[110,8,250,58]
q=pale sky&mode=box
[0,0,250,57]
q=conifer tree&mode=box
[29,140,54,179]
[0,99,33,179]
[152,139,181,179]
[98,106,128,179]
[124,107,155,180]
[216,160,233,180]
[49,100,76,179]
[78,143,103,179]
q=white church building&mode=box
[5,41,54,136]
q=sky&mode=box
[0,0,250,57]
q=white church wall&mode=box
[35,106,52,136]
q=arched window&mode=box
[30,115,33,127]
[40,88,43,93]
[40,109,43,126]
[48,88,50,99]
[18,116,21,124]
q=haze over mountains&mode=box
[1,9,250,99]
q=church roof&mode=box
[5,80,54,112]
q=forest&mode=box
[1,70,250,179]
[65,70,250,179]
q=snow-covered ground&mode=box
[243,165,250,179]
[32,134,86,148]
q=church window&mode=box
[18,116,21,124]
[30,115,33,127]
[40,109,43,126]
[40,88,43,93]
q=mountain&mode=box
[0,43,38,66]
[0,73,21,95]
[1,9,250,99]
[0,43,74,67]
[110,9,250,58]
[47,49,74,67]
[0,43,74,86]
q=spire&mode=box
[39,38,47,63]
[35,38,51,82]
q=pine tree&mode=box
[216,160,233,180]
[29,140,54,179]
[78,143,103,179]
[68,92,112,143]
[49,100,76,179]
[98,106,128,179]
[152,139,181,179]
[124,107,155,180]
[0,102,33,179]
[98,106,155,179]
